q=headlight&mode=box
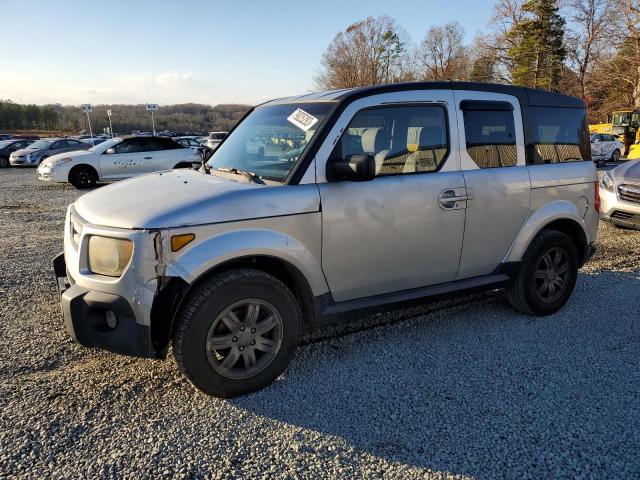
[601,171,615,192]
[88,236,133,277]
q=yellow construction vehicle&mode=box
[589,110,640,158]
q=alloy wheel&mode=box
[206,299,283,380]
[534,246,571,303]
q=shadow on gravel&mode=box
[234,270,640,478]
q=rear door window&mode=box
[461,101,517,168]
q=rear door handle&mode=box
[439,188,469,210]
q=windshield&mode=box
[29,139,55,149]
[0,140,14,148]
[207,102,334,182]
[89,137,120,152]
[612,112,631,126]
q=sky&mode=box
[1,0,496,106]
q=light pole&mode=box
[107,109,114,138]
[146,103,159,136]
[81,104,93,144]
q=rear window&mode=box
[524,107,590,164]
[462,108,517,168]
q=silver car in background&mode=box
[10,138,89,166]
[600,161,640,229]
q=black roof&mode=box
[269,81,585,109]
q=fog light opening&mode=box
[105,310,118,329]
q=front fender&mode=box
[504,199,587,263]
[164,227,329,296]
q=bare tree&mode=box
[315,16,413,90]
[564,0,617,99]
[418,22,470,80]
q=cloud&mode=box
[0,71,267,106]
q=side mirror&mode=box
[326,154,376,182]
[105,147,115,154]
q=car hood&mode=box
[612,160,640,183]
[12,147,44,156]
[73,169,320,229]
[41,149,93,166]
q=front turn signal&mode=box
[171,233,195,252]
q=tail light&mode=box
[594,181,600,213]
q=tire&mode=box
[610,149,621,162]
[172,268,301,398]
[0,156,8,168]
[68,165,98,189]
[506,230,579,316]
[38,156,48,165]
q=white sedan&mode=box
[37,136,200,189]
[591,133,625,166]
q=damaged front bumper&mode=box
[54,252,159,358]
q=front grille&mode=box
[618,184,640,205]
[69,210,85,250]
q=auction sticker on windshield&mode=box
[287,108,319,131]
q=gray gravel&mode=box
[1,168,639,479]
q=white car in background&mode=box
[591,133,624,166]
[37,136,200,189]
[206,131,228,150]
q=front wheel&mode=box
[506,230,579,316]
[172,269,301,397]
[0,156,8,168]
[611,149,621,162]
[69,165,98,189]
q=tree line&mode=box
[316,0,640,121]
[0,101,250,134]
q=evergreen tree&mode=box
[507,0,566,91]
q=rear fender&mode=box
[504,200,587,263]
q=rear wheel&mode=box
[0,156,8,168]
[172,269,301,397]
[611,148,621,162]
[69,165,98,189]
[506,230,579,316]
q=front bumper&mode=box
[10,156,39,167]
[600,184,640,229]
[54,252,158,358]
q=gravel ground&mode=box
[1,168,639,479]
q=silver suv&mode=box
[54,82,599,397]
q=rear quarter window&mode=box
[524,107,591,164]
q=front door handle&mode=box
[439,188,469,210]
[144,156,152,160]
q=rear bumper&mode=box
[54,252,158,358]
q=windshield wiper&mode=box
[215,167,265,184]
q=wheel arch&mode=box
[150,254,318,354]
[505,200,590,267]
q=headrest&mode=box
[361,128,380,153]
